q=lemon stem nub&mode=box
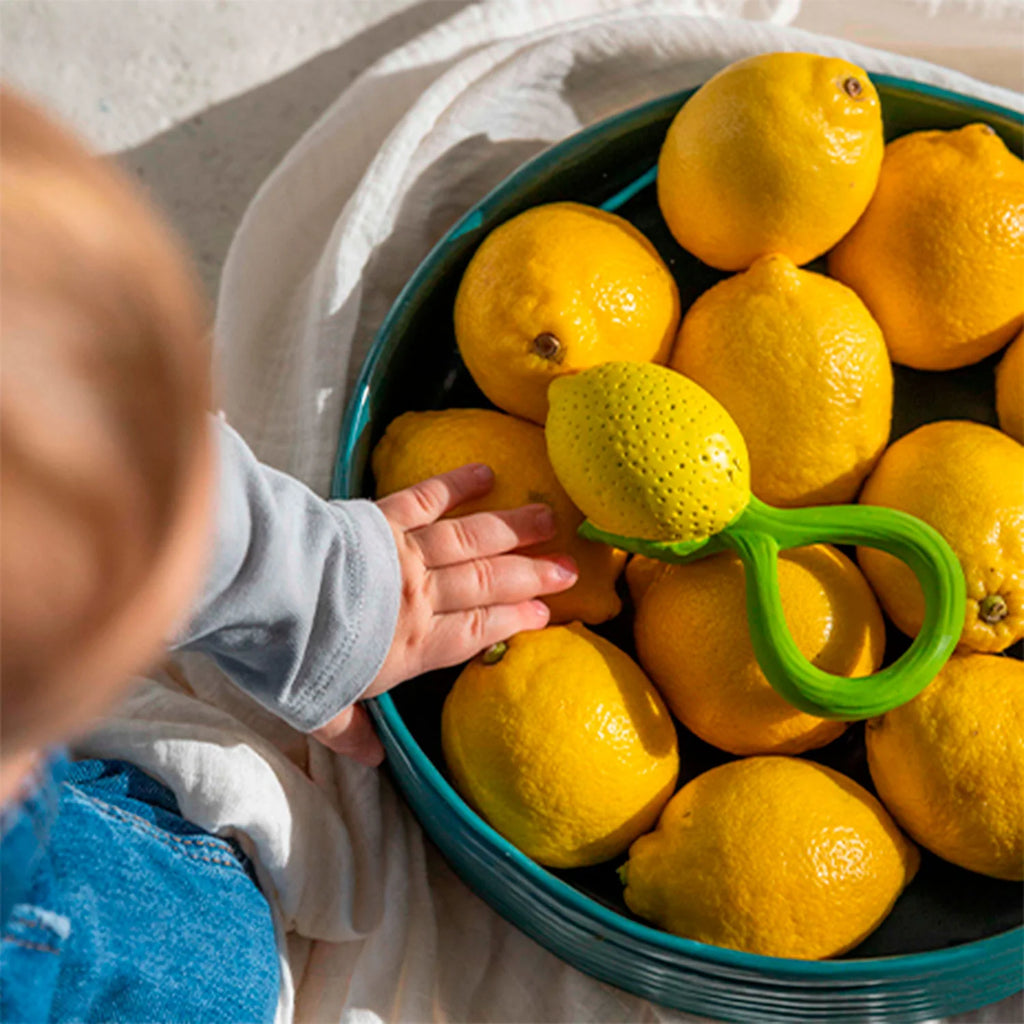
[979,594,1008,624]
[842,76,864,99]
[482,641,509,664]
[532,332,564,363]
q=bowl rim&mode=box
[333,72,1024,982]
[368,690,1022,979]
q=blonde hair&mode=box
[1,89,212,757]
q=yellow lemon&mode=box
[996,328,1024,443]
[633,545,886,756]
[545,362,749,542]
[657,52,883,270]
[671,254,893,507]
[624,553,671,607]
[867,653,1024,880]
[454,202,680,424]
[442,623,679,868]
[372,408,625,624]
[621,757,919,959]
[829,124,1024,370]
[857,420,1024,653]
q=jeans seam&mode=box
[64,787,246,872]
[2,936,60,954]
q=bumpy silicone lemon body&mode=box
[671,254,892,507]
[657,52,883,270]
[621,757,919,959]
[867,653,1024,880]
[546,362,749,542]
[442,624,679,868]
[858,420,1024,652]
[633,545,886,756]
[372,408,624,624]
[829,125,1024,370]
[996,329,1024,443]
[454,202,680,424]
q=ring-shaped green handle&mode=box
[579,496,966,720]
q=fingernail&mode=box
[551,556,578,582]
[531,600,550,620]
[470,463,493,481]
[535,505,556,533]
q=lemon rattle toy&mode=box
[545,362,965,719]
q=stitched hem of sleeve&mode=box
[287,499,401,732]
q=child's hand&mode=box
[313,463,578,762]
[370,462,577,693]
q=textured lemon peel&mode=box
[441,624,679,868]
[657,53,884,270]
[866,654,1024,880]
[620,757,919,958]
[454,202,680,423]
[828,124,1024,371]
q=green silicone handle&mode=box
[579,496,966,719]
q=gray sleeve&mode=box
[173,417,401,732]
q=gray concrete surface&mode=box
[2,0,468,299]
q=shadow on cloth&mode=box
[114,0,473,303]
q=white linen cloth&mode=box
[80,2,1024,1021]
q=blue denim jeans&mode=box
[1,751,279,1022]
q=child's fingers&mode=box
[432,600,552,666]
[311,703,385,766]
[411,503,556,567]
[376,463,494,530]
[429,553,577,613]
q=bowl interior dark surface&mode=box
[335,77,1023,970]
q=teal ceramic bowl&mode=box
[332,76,1024,1022]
